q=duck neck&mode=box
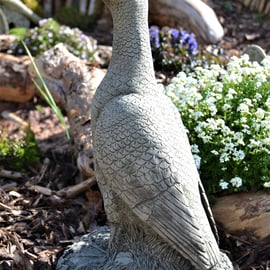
[91,0,157,129]
[104,0,156,94]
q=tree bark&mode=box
[0,52,35,103]
[28,44,105,176]
[212,191,270,240]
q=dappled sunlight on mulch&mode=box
[0,101,106,269]
[0,156,105,269]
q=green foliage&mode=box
[9,27,27,40]
[54,6,95,31]
[255,12,265,21]
[0,127,39,171]
[166,55,270,194]
[222,1,233,10]
[217,1,233,10]
[12,18,97,62]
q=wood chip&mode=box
[8,190,22,198]
[245,33,261,41]
[0,169,24,179]
[27,185,52,196]
[0,202,13,211]
[57,177,96,198]
[1,111,29,127]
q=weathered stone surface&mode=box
[90,0,233,269]
[243,44,267,63]
[56,227,110,270]
[57,226,233,270]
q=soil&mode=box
[0,0,270,269]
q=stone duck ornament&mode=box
[90,0,234,269]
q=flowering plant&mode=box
[166,55,270,194]
[13,18,97,61]
[149,26,224,74]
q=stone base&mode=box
[56,226,194,270]
[56,226,233,270]
[56,227,110,270]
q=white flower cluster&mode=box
[219,177,242,190]
[166,55,270,192]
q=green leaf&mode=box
[22,41,71,142]
[9,27,27,40]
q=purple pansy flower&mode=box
[149,26,160,48]
[179,30,198,55]
[169,28,180,43]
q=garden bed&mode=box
[1,0,270,269]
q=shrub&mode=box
[166,55,270,194]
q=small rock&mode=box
[243,44,267,63]
[56,226,110,270]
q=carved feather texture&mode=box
[92,0,233,269]
[94,92,221,269]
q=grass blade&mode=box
[22,41,71,142]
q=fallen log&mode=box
[0,52,35,103]
[0,43,105,177]
[87,0,224,44]
[149,0,224,43]
[212,191,270,240]
[28,44,105,176]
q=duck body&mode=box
[91,0,233,269]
